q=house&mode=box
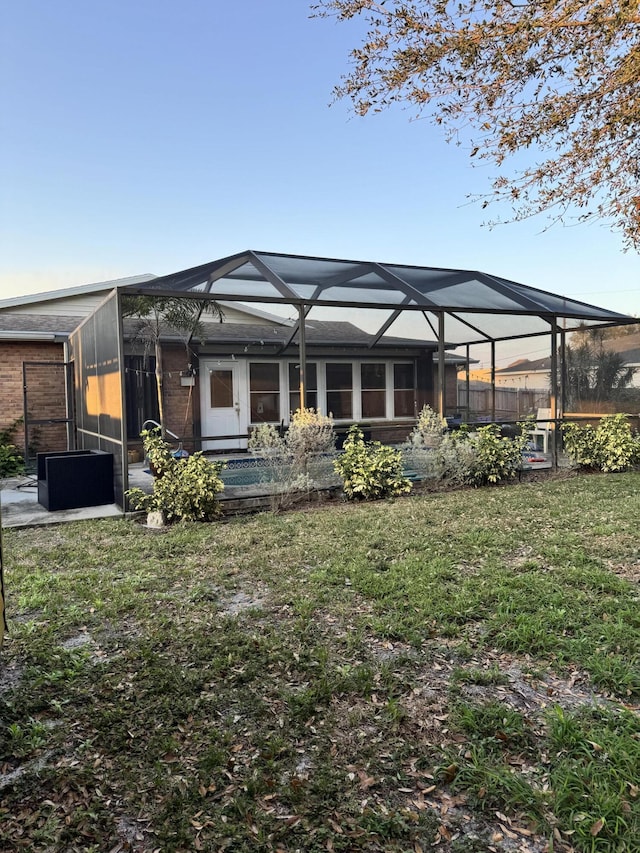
[2,249,634,501]
[0,272,464,459]
[493,331,640,391]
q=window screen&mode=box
[361,363,386,418]
[326,363,352,419]
[288,362,317,413]
[250,363,280,422]
[394,363,415,417]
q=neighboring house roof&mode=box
[0,275,157,311]
[498,332,640,376]
[498,356,551,374]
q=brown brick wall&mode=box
[160,345,196,451]
[0,342,67,453]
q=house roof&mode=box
[121,249,636,346]
[499,356,551,374]
[498,330,640,374]
[0,275,157,310]
[126,317,456,355]
[0,311,455,357]
[0,313,84,339]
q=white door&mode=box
[201,360,247,451]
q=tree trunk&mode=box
[155,339,165,438]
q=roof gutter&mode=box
[0,331,61,341]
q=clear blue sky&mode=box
[1,0,638,366]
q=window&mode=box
[326,362,352,419]
[361,363,386,418]
[250,363,280,422]
[394,363,415,417]
[210,369,233,408]
[288,362,317,412]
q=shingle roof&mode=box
[0,314,83,335]
[124,317,442,350]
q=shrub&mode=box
[466,423,528,486]
[285,408,336,463]
[334,425,412,501]
[408,404,447,448]
[562,414,640,472]
[126,430,225,522]
[0,418,24,478]
[436,430,479,486]
[247,410,338,510]
[248,423,284,456]
[433,424,528,487]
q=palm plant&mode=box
[122,295,222,436]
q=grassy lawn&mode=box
[1,471,639,852]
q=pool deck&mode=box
[0,462,273,529]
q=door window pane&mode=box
[288,362,317,412]
[250,363,280,422]
[326,363,352,419]
[210,370,233,409]
[361,363,386,418]
[394,363,415,417]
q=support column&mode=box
[465,345,470,422]
[559,328,567,421]
[298,304,307,409]
[490,341,496,422]
[550,325,558,468]
[437,313,446,417]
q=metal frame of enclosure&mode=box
[69,250,635,507]
[67,290,128,508]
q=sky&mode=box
[1,0,638,369]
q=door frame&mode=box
[200,359,248,450]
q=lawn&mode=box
[1,471,639,852]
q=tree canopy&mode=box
[314,1,640,248]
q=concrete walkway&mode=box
[0,477,123,528]
[0,464,274,529]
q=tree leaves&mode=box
[314,0,640,247]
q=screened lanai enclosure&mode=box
[67,250,636,507]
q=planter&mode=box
[37,450,114,511]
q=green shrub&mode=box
[334,425,412,501]
[562,414,640,472]
[0,418,24,478]
[467,423,528,486]
[435,424,527,487]
[126,430,225,522]
[248,422,284,455]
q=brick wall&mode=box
[160,345,197,451]
[0,342,67,454]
